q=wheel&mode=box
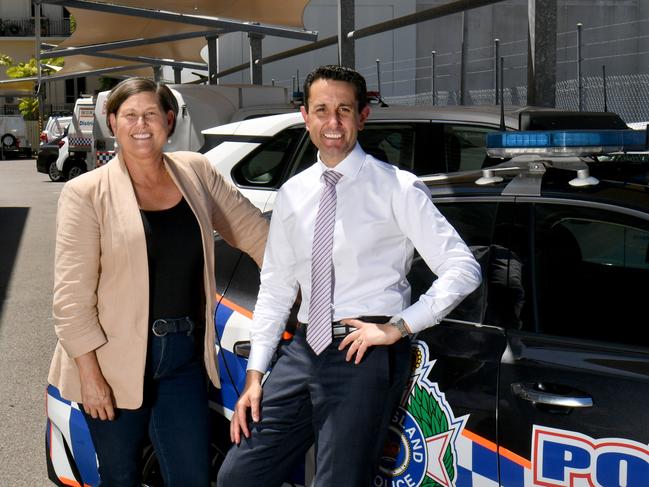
[140,438,228,486]
[1,133,16,148]
[48,161,64,182]
[65,161,86,180]
[141,445,164,486]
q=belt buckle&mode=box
[152,319,169,337]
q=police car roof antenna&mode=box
[499,57,505,131]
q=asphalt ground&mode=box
[0,158,62,486]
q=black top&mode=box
[140,197,204,323]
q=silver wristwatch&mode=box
[388,317,410,338]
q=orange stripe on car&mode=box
[215,293,253,319]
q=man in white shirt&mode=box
[218,65,482,487]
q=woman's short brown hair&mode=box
[105,77,179,137]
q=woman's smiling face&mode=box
[109,91,174,162]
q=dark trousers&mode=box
[218,328,411,487]
[82,331,210,487]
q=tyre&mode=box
[1,133,17,148]
[48,161,64,182]
[65,161,86,180]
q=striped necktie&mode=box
[307,170,342,354]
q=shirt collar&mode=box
[316,143,365,180]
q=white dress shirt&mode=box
[247,143,482,373]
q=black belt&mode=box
[295,316,391,338]
[151,317,195,337]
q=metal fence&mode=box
[383,73,649,124]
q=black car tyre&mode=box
[2,133,17,148]
[48,161,65,182]
[65,160,86,180]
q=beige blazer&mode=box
[48,151,268,409]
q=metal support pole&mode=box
[35,0,44,127]
[431,50,436,105]
[602,64,607,112]
[494,38,500,105]
[376,59,382,97]
[460,11,469,105]
[206,35,219,85]
[338,0,355,68]
[173,67,182,84]
[577,22,583,111]
[249,32,264,85]
[153,65,162,81]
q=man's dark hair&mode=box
[303,65,368,113]
[105,77,179,136]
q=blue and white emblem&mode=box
[375,341,468,487]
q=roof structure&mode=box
[9,0,315,84]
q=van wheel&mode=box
[66,161,86,180]
[48,161,64,182]
[1,133,16,148]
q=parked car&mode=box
[202,106,628,211]
[46,126,649,487]
[40,116,72,145]
[36,130,68,182]
[0,114,32,160]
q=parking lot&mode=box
[0,158,62,486]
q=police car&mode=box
[46,126,649,487]
[203,106,628,211]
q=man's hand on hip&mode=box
[230,370,264,445]
[338,318,404,364]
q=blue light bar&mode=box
[486,129,648,157]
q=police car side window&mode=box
[532,204,649,346]
[231,128,303,188]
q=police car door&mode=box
[379,199,512,487]
[497,201,649,487]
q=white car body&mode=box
[54,136,69,173]
[41,116,72,144]
[204,112,303,211]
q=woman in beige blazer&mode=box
[48,78,268,486]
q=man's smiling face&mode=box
[300,78,370,167]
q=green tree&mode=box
[0,54,65,119]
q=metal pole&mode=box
[376,59,382,97]
[206,35,219,85]
[271,78,275,86]
[602,64,607,112]
[431,50,436,105]
[35,0,44,127]
[577,22,583,111]
[494,38,500,105]
[173,67,182,84]
[460,11,468,105]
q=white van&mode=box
[0,115,32,160]
[64,96,95,179]
[92,84,296,167]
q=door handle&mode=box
[511,383,593,408]
[233,341,251,359]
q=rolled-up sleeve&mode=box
[395,179,482,333]
[52,183,107,358]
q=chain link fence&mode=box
[384,73,649,124]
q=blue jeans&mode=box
[82,329,210,487]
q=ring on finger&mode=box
[355,338,363,344]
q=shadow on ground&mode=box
[0,207,29,320]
